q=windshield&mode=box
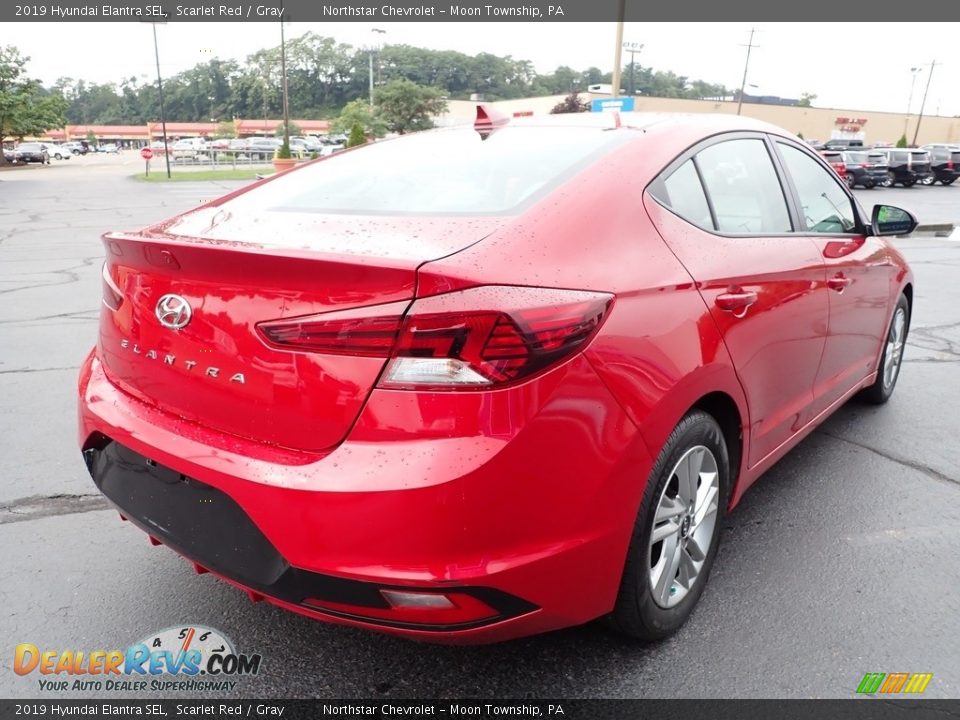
[226,126,630,216]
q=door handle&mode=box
[827,274,852,292]
[715,289,758,315]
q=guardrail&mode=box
[153,148,318,168]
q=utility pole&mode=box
[150,23,171,178]
[736,28,758,116]
[904,66,922,136]
[611,0,625,98]
[623,41,643,96]
[912,59,938,146]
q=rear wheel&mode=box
[845,174,856,189]
[610,410,729,641]
[942,178,956,186]
[920,175,935,186]
[882,173,894,188]
[859,294,910,405]
[901,180,916,188]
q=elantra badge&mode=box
[155,294,192,330]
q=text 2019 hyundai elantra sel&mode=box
[78,111,915,643]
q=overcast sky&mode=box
[14,22,957,116]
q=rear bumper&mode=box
[78,349,651,643]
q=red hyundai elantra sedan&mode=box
[78,111,915,643]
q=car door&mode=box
[646,134,828,468]
[773,139,897,416]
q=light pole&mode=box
[369,28,386,107]
[622,41,643,96]
[279,14,290,148]
[611,0,625,98]
[904,66,921,136]
[149,22,171,178]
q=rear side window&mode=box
[227,127,629,216]
[656,160,714,230]
[695,139,792,234]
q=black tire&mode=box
[859,294,910,405]
[610,410,730,641]
[845,174,856,189]
[901,180,915,188]
[942,178,956,186]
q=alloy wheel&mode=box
[648,445,720,609]
[883,307,907,390]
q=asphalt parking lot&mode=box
[1,157,958,699]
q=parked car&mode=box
[318,142,345,157]
[292,135,321,152]
[872,148,933,187]
[150,141,172,155]
[80,113,915,644]
[247,137,282,158]
[820,150,850,186]
[172,138,206,159]
[288,138,311,157]
[920,145,960,185]
[207,138,232,150]
[97,143,120,154]
[840,150,891,189]
[63,141,92,155]
[824,138,864,150]
[13,142,50,164]
[39,143,73,160]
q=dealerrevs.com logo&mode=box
[14,626,262,693]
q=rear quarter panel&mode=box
[419,124,752,505]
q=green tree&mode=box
[275,121,302,137]
[347,122,367,148]
[214,120,237,138]
[550,92,589,114]
[896,134,908,148]
[798,92,817,108]
[332,98,386,137]
[1,46,67,163]
[375,79,447,134]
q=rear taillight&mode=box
[101,263,123,311]
[947,160,954,170]
[257,286,613,390]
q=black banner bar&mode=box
[2,0,957,22]
[2,700,959,720]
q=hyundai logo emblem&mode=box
[155,294,192,330]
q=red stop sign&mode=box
[141,147,154,160]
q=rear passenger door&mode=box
[646,134,828,468]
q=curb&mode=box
[915,223,955,233]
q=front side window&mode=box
[695,139,792,234]
[777,143,857,234]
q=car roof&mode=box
[493,111,794,138]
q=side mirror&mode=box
[871,204,917,237]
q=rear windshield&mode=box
[845,152,867,163]
[228,127,630,216]
[890,151,909,163]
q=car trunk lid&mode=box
[98,207,506,453]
